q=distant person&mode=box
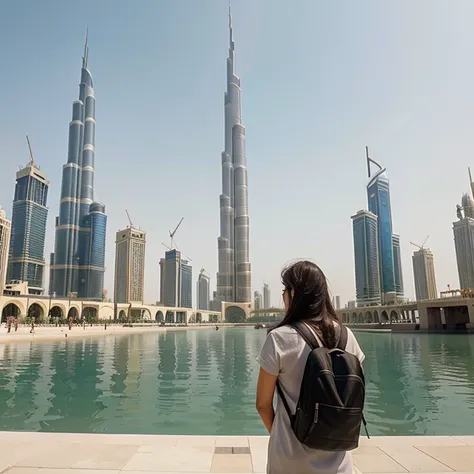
[256,261,365,474]
[30,316,35,334]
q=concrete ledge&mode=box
[0,433,472,474]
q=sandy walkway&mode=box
[0,324,210,344]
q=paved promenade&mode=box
[0,432,473,474]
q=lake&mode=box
[0,327,473,435]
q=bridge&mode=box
[0,295,221,325]
[338,295,474,331]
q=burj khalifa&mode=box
[216,6,251,304]
[49,34,107,299]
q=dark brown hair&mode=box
[277,260,340,348]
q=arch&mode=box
[196,312,202,324]
[67,307,79,321]
[365,311,373,323]
[374,310,380,323]
[351,312,357,323]
[225,306,246,323]
[28,303,45,322]
[118,310,127,322]
[155,310,164,322]
[390,310,399,322]
[1,303,21,323]
[357,313,364,324]
[141,308,152,321]
[165,310,175,323]
[381,310,389,323]
[50,305,64,321]
[82,306,98,323]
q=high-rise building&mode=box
[197,269,210,310]
[49,35,107,299]
[159,249,192,308]
[263,283,271,308]
[366,147,403,300]
[7,144,49,294]
[412,248,437,300]
[352,210,381,306]
[114,227,146,304]
[333,295,341,310]
[254,290,262,310]
[392,234,404,298]
[216,6,251,304]
[0,207,12,294]
[453,216,474,290]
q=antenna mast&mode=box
[26,135,34,166]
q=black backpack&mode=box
[276,322,368,451]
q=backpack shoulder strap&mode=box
[291,321,320,350]
[337,324,348,350]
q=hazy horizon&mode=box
[2,0,474,308]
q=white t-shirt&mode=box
[256,323,365,474]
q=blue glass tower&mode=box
[7,149,49,293]
[366,147,401,298]
[49,34,107,299]
[352,210,381,306]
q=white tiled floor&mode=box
[0,433,473,474]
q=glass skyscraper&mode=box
[7,157,49,293]
[366,147,403,300]
[216,6,251,304]
[352,210,381,306]
[49,36,107,299]
[159,249,192,308]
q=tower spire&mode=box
[82,25,89,68]
[229,1,234,50]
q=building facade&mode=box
[216,7,251,305]
[254,290,262,310]
[392,234,404,297]
[197,270,210,310]
[49,37,107,299]
[0,208,12,294]
[352,210,381,306]
[159,249,192,308]
[114,227,146,304]
[263,283,271,308]
[453,217,474,290]
[412,248,437,300]
[7,159,49,293]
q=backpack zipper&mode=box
[314,403,319,423]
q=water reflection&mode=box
[0,330,472,435]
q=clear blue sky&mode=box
[2,0,474,307]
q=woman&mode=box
[256,260,364,474]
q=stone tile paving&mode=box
[0,433,473,474]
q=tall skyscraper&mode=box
[453,170,474,291]
[197,269,210,310]
[412,248,437,300]
[366,147,403,300]
[392,234,404,297]
[114,227,146,304]
[263,283,271,308]
[49,35,107,299]
[216,6,251,304]
[254,290,262,310]
[352,210,381,306]
[0,207,12,294]
[159,249,192,308]
[453,215,474,290]
[7,140,49,294]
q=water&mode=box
[0,327,473,435]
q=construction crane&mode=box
[125,209,134,228]
[169,217,184,249]
[26,135,35,166]
[161,242,192,262]
[410,235,430,250]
